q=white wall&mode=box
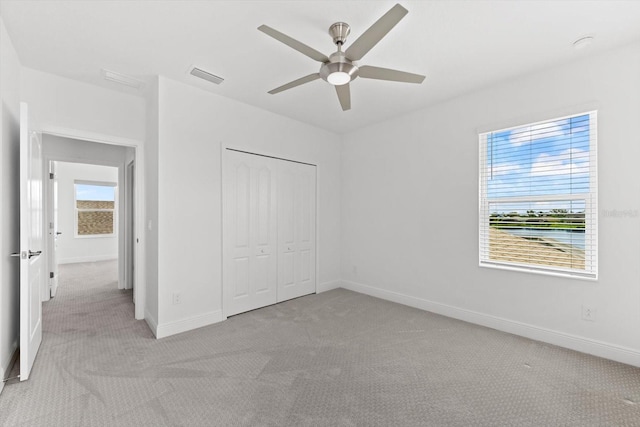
[144,76,159,328]
[341,41,640,366]
[21,67,145,142]
[151,76,342,337]
[0,16,21,393]
[55,162,119,264]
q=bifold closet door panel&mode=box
[277,161,316,302]
[223,150,278,317]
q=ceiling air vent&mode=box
[101,69,144,89]
[190,67,224,85]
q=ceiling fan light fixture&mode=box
[327,71,351,86]
[320,60,358,85]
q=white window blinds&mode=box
[479,111,597,279]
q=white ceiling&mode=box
[2,1,640,134]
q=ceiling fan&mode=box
[258,3,425,111]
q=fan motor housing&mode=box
[319,51,359,84]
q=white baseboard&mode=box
[155,310,224,339]
[0,341,19,396]
[317,280,342,293]
[341,279,640,368]
[59,255,118,265]
[144,309,159,338]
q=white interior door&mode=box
[19,102,44,381]
[277,161,316,302]
[223,150,278,317]
[47,160,59,298]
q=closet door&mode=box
[223,150,278,317]
[277,160,316,302]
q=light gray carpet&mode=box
[1,260,640,426]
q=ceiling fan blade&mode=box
[359,65,425,83]
[345,3,408,61]
[258,25,329,63]
[268,73,321,94]
[335,83,351,111]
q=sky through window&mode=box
[487,114,590,214]
[75,184,116,201]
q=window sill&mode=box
[74,234,117,239]
[479,261,597,281]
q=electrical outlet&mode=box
[173,292,182,305]
[582,305,596,321]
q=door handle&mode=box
[11,250,42,259]
[10,251,33,260]
[56,231,62,235]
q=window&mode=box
[75,182,117,237]
[479,112,597,278]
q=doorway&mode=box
[42,134,138,311]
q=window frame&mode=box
[74,180,118,239]
[478,111,598,280]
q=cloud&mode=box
[571,124,589,135]
[508,121,568,146]
[530,148,589,177]
[490,162,521,176]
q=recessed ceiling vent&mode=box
[101,69,144,89]
[190,67,224,85]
